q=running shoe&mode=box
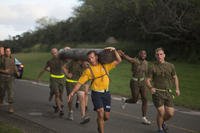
[157,129,165,133]
[68,111,74,120]
[162,122,168,133]
[53,105,59,113]
[80,115,90,124]
[121,97,127,109]
[142,117,151,125]
[59,110,64,117]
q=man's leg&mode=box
[121,80,139,109]
[7,79,14,113]
[164,106,174,121]
[140,87,151,124]
[127,80,139,103]
[78,91,90,124]
[0,81,6,106]
[0,84,4,106]
[157,105,165,130]
[78,91,86,117]
[84,87,89,111]
[66,89,73,120]
[54,90,64,116]
[97,108,105,133]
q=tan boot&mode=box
[8,104,14,113]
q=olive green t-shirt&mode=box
[46,57,65,75]
[148,61,176,90]
[131,58,148,78]
[66,60,84,89]
[4,56,17,75]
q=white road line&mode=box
[112,111,198,133]
[18,79,200,116]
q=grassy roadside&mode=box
[15,52,200,110]
[0,122,22,133]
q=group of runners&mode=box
[0,45,180,133]
[0,46,19,113]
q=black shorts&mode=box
[91,91,111,112]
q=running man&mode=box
[68,47,121,133]
[146,48,180,133]
[0,47,19,113]
[37,48,69,116]
[65,59,90,124]
[118,50,151,125]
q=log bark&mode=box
[59,48,116,64]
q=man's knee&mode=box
[97,108,104,120]
[141,97,147,104]
[104,112,110,121]
[157,106,165,117]
[166,107,174,117]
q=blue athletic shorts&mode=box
[91,91,111,112]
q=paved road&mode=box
[1,79,200,133]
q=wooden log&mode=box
[59,48,116,64]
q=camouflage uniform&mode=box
[0,56,18,104]
[0,55,5,102]
[46,57,65,96]
[126,58,148,103]
[66,60,90,95]
[148,61,176,108]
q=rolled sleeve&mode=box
[104,62,116,72]
[78,69,91,85]
[171,64,176,76]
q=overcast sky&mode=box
[0,0,81,41]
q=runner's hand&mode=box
[68,92,74,102]
[150,87,156,94]
[117,50,125,56]
[104,47,116,51]
[176,89,180,96]
[64,47,71,50]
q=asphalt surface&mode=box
[0,79,200,133]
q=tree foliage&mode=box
[2,0,200,62]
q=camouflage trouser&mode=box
[0,81,5,102]
[49,78,65,100]
[0,78,14,104]
[125,79,147,103]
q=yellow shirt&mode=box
[78,62,116,91]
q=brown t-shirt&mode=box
[4,56,18,75]
[131,58,148,78]
[148,61,176,90]
[46,57,65,75]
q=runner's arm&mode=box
[146,77,156,94]
[37,65,50,81]
[68,82,82,102]
[173,75,180,96]
[118,50,136,64]
[104,47,121,66]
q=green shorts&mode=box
[152,91,174,108]
[49,78,65,95]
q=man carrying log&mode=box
[37,48,69,117]
[68,47,121,133]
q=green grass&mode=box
[15,52,200,110]
[15,52,51,82]
[0,122,22,133]
[172,62,200,110]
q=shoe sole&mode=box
[80,118,90,124]
[142,122,151,125]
